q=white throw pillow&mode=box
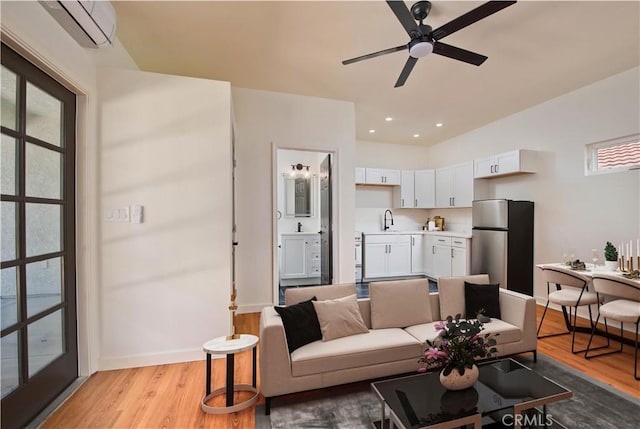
[312,294,369,341]
[369,278,432,329]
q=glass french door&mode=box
[1,43,77,429]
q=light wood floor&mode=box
[42,307,639,429]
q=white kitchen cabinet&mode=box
[355,167,366,184]
[424,235,436,276]
[474,149,536,179]
[411,234,426,274]
[364,234,411,279]
[414,169,435,208]
[435,162,473,208]
[393,170,415,208]
[424,234,471,279]
[280,233,320,280]
[365,168,401,185]
[394,169,435,209]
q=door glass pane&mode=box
[26,82,62,147]
[26,203,61,257]
[1,267,18,330]
[1,201,17,261]
[1,332,19,398]
[26,143,61,199]
[1,65,18,131]
[28,309,64,377]
[27,257,62,318]
[1,134,17,195]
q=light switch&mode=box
[131,204,143,223]
[105,206,130,222]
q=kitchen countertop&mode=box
[363,231,472,239]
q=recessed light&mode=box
[413,134,420,138]
[385,117,393,122]
[369,129,376,133]
[436,123,443,127]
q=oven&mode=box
[355,232,363,282]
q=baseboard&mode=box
[98,348,222,371]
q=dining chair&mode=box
[537,265,603,353]
[585,273,640,380]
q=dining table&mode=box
[536,263,639,346]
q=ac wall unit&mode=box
[41,0,117,48]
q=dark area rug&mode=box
[255,354,639,429]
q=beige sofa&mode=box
[259,275,537,414]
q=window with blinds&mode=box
[586,134,640,175]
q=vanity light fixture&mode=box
[290,163,310,177]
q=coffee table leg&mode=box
[226,353,234,407]
[205,353,212,395]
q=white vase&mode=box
[604,261,618,271]
[439,364,479,391]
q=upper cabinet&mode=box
[365,168,401,185]
[435,162,474,208]
[414,169,435,208]
[392,169,435,209]
[474,150,536,179]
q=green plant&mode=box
[418,314,498,376]
[604,241,618,262]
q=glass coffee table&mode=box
[371,358,572,429]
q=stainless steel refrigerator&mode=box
[471,199,534,296]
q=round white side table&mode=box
[201,334,259,414]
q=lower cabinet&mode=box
[364,234,411,279]
[411,234,426,274]
[280,233,320,283]
[425,235,470,279]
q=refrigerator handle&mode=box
[451,248,454,258]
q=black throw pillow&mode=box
[464,282,501,319]
[274,297,322,353]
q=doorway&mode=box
[1,43,78,428]
[276,149,333,304]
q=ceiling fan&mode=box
[342,1,517,87]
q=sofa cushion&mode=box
[465,282,501,319]
[439,274,490,319]
[369,278,432,329]
[290,328,422,377]
[405,319,521,346]
[312,294,369,341]
[274,297,322,353]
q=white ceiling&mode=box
[112,1,640,146]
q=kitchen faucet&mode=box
[383,209,394,231]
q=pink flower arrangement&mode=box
[418,314,498,376]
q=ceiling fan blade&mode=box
[433,42,487,66]
[431,1,517,40]
[395,56,418,88]
[386,0,420,36]
[342,44,407,65]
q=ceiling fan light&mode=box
[409,41,433,58]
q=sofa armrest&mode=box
[259,307,293,397]
[498,289,537,351]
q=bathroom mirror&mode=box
[284,175,316,217]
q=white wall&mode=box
[97,68,232,369]
[424,67,640,300]
[232,88,356,312]
[1,1,137,375]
